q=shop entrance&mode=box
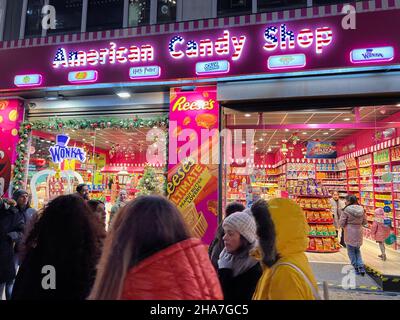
[222,104,400,285]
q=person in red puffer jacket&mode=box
[89,195,223,300]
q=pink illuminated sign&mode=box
[264,24,333,54]
[168,30,246,61]
[0,8,399,91]
[53,42,154,68]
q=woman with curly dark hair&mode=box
[11,195,105,300]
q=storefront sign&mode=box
[264,25,333,54]
[68,70,98,83]
[14,74,42,87]
[49,134,87,163]
[196,60,230,75]
[129,65,161,79]
[168,86,219,244]
[306,141,337,159]
[350,46,394,64]
[0,9,399,90]
[53,42,154,68]
[169,30,246,61]
[268,54,306,70]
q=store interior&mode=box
[223,104,400,254]
[27,117,167,222]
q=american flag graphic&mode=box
[199,39,213,56]
[264,26,278,51]
[169,36,184,58]
[186,40,198,57]
[280,24,295,49]
[140,44,154,61]
[316,27,333,53]
[297,29,314,48]
[53,47,67,68]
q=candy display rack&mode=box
[295,179,340,253]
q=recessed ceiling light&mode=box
[242,141,246,144]
[302,132,307,135]
[267,148,272,152]
[244,113,251,117]
[285,129,289,132]
[129,138,133,141]
[259,138,264,142]
[117,91,131,98]
[323,132,329,135]
[329,128,335,131]
[82,138,86,141]
[262,133,267,136]
[344,118,351,121]
[105,141,109,143]
[397,103,400,107]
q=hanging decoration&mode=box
[291,132,300,145]
[12,115,169,192]
[281,139,288,157]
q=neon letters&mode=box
[169,30,246,61]
[264,24,333,54]
[53,42,154,68]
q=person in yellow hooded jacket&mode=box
[251,198,320,300]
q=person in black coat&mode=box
[0,197,25,300]
[11,195,105,300]
[217,210,262,300]
[208,202,245,270]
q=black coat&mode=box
[0,201,24,283]
[218,263,263,300]
[208,224,224,270]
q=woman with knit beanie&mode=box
[217,209,262,300]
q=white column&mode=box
[252,0,257,14]
[176,0,183,22]
[41,0,49,37]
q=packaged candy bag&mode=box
[316,239,324,251]
[316,225,324,236]
[313,211,320,222]
[323,238,332,251]
[308,238,316,251]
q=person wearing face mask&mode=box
[217,210,262,300]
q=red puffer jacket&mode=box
[121,238,223,300]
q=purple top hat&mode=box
[56,134,70,147]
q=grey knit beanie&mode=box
[223,210,257,244]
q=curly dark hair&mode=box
[12,195,105,300]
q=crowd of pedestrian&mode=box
[1,184,372,300]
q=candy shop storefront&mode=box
[1,0,400,266]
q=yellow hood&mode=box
[267,198,309,257]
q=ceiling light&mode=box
[323,132,329,135]
[285,129,289,132]
[344,118,351,121]
[259,138,263,142]
[397,103,400,107]
[117,91,131,98]
[262,133,267,136]
[302,132,307,135]
[267,148,272,152]
[329,128,335,131]
[242,141,246,144]
[105,141,109,143]
[244,113,251,117]
[129,138,133,141]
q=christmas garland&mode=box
[13,115,169,192]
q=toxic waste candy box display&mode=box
[167,87,219,244]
